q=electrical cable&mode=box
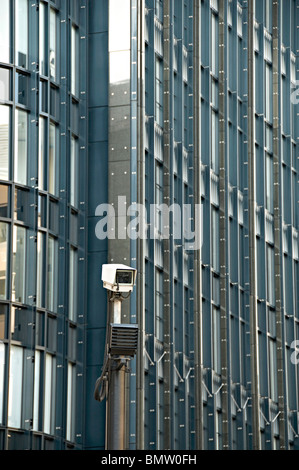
[94,292,113,402]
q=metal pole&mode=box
[106,356,127,450]
[106,296,127,450]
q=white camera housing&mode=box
[101,264,137,293]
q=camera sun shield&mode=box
[101,264,137,293]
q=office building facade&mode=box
[0,0,298,451]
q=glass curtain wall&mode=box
[0,0,84,450]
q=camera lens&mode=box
[116,271,132,284]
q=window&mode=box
[0,68,10,101]
[50,8,57,81]
[155,57,163,127]
[33,350,41,431]
[269,338,278,402]
[211,207,220,272]
[155,162,163,235]
[266,153,273,213]
[0,342,4,424]
[265,0,272,32]
[14,109,28,185]
[44,353,56,435]
[47,315,57,352]
[0,222,8,300]
[0,105,10,181]
[66,362,76,442]
[155,0,163,22]
[35,312,45,347]
[49,199,59,233]
[47,236,57,312]
[237,3,243,37]
[15,0,28,69]
[38,117,47,190]
[211,13,218,77]
[39,2,47,76]
[12,226,26,303]
[50,85,59,119]
[265,124,272,153]
[71,25,79,96]
[211,110,218,173]
[69,247,78,322]
[212,306,221,374]
[36,232,45,308]
[38,194,47,229]
[0,185,9,218]
[49,123,58,195]
[70,136,78,207]
[266,244,275,306]
[14,188,28,223]
[265,63,272,123]
[0,0,10,63]
[155,269,163,341]
[15,72,28,106]
[39,80,48,113]
[8,345,23,428]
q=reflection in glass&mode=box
[155,57,163,127]
[71,25,79,96]
[39,80,48,113]
[211,110,219,174]
[47,236,57,312]
[0,68,10,101]
[0,342,4,424]
[15,73,28,106]
[0,305,5,339]
[70,136,78,207]
[50,85,58,120]
[8,345,23,428]
[39,117,46,190]
[155,0,163,21]
[38,194,47,228]
[66,362,76,442]
[0,0,10,63]
[49,123,57,195]
[69,247,78,322]
[44,353,56,435]
[39,2,47,76]
[12,225,26,303]
[36,232,45,308]
[0,105,9,181]
[266,153,274,214]
[0,223,8,300]
[10,306,31,343]
[33,350,41,431]
[211,207,219,272]
[50,8,57,81]
[0,185,9,218]
[35,311,45,347]
[47,315,57,351]
[15,0,28,68]
[49,200,58,233]
[14,110,28,185]
[14,188,28,223]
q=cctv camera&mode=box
[101,264,137,293]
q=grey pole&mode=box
[95,265,138,450]
[106,356,127,450]
[106,296,127,450]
